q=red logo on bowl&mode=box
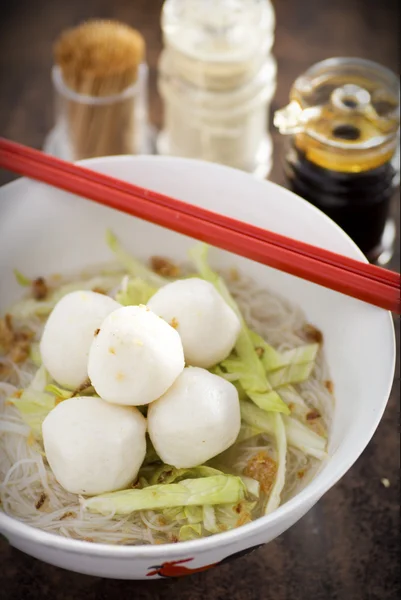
[147,558,215,578]
[146,544,264,578]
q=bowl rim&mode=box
[0,155,396,558]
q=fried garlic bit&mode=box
[0,314,33,364]
[32,277,48,300]
[244,451,277,495]
[150,256,180,278]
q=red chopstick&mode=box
[2,138,398,287]
[0,138,400,314]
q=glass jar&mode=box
[275,58,400,264]
[157,0,276,178]
[45,63,151,161]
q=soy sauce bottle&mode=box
[275,58,400,264]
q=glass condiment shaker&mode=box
[274,58,400,265]
[157,0,276,178]
[44,21,152,161]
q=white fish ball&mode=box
[42,396,147,495]
[148,367,241,468]
[88,305,185,406]
[147,278,240,368]
[40,290,121,389]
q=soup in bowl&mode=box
[0,156,395,579]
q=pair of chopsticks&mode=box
[0,137,400,314]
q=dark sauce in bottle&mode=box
[285,143,397,261]
[275,58,399,264]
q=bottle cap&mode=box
[275,57,400,172]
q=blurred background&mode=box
[0,1,399,599]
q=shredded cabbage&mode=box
[240,399,327,460]
[282,416,327,460]
[13,269,31,287]
[184,506,203,524]
[106,230,167,287]
[45,384,72,401]
[179,524,202,541]
[236,423,263,443]
[202,505,219,533]
[214,500,257,530]
[115,276,156,306]
[82,475,246,515]
[149,464,223,486]
[264,413,287,514]
[10,389,55,438]
[8,275,122,319]
[29,343,42,367]
[250,331,319,387]
[249,330,287,372]
[267,345,319,388]
[29,365,49,392]
[240,475,260,498]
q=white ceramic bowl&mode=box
[0,156,395,579]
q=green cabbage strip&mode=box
[278,385,315,423]
[82,475,246,516]
[264,413,287,514]
[267,361,315,389]
[236,423,264,443]
[13,269,31,287]
[45,384,72,401]
[8,367,88,439]
[179,524,202,541]
[106,230,167,288]
[8,275,122,320]
[10,389,54,438]
[146,465,259,534]
[115,277,156,306]
[161,498,257,535]
[162,506,186,522]
[184,505,203,524]
[266,345,319,388]
[150,464,259,498]
[249,331,287,372]
[250,330,319,386]
[189,243,289,415]
[240,400,327,460]
[282,416,327,460]
[220,356,288,413]
[209,364,239,382]
[202,505,219,533]
[29,343,42,367]
[214,500,257,530]
[149,464,223,486]
[44,382,95,401]
[29,365,49,392]
[240,475,260,498]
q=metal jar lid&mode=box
[274,57,400,172]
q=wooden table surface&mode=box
[0,1,399,599]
